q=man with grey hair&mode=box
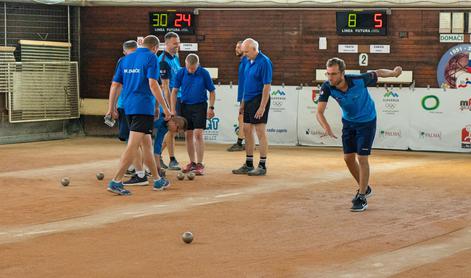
[317,57,402,212]
[171,53,216,175]
[106,35,172,195]
[233,38,272,176]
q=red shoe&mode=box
[193,163,205,175]
[182,162,196,173]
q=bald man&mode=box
[232,38,272,176]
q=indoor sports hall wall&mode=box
[206,85,471,153]
[80,7,449,100]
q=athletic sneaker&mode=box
[182,162,196,173]
[248,166,267,176]
[107,181,131,196]
[232,163,254,175]
[153,177,170,191]
[351,195,368,212]
[227,143,245,152]
[124,169,136,177]
[123,175,149,186]
[352,185,373,202]
[193,163,205,175]
[159,168,166,178]
[145,169,152,177]
[159,158,168,169]
[168,159,181,171]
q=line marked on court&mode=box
[24,230,58,236]
[302,226,471,278]
[215,192,242,198]
[0,160,427,245]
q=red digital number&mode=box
[374,13,383,28]
[175,13,191,27]
[174,13,183,27]
[182,14,191,26]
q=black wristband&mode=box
[209,106,215,110]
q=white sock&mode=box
[128,165,135,171]
[136,171,145,178]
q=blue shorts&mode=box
[341,118,376,156]
[153,117,168,155]
[117,108,130,142]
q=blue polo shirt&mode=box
[158,51,182,98]
[243,51,272,102]
[113,48,159,116]
[114,56,125,109]
[237,56,248,102]
[174,66,216,105]
[319,72,378,123]
[153,113,169,155]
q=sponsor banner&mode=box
[370,87,409,150]
[203,85,299,146]
[266,86,299,145]
[203,85,239,143]
[201,85,470,153]
[409,88,471,152]
[297,86,343,147]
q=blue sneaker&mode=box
[153,177,170,191]
[107,181,132,196]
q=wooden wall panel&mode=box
[81,8,454,99]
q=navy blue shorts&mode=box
[181,102,207,130]
[243,94,270,124]
[126,114,154,135]
[342,118,376,156]
[117,108,130,142]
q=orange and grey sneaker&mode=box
[193,163,205,175]
[182,162,196,173]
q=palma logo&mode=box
[305,128,324,136]
[380,130,402,138]
[462,125,471,148]
[420,131,442,140]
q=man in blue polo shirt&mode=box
[232,38,272,176]
[112,40,144,178]
[317,57,402,212]
[106,35,172,195]
[227,40,248,152]
[116,40,137,143]
[158,32,182,171]
[171,53,216,176]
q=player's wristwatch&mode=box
[209,106,215,110]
